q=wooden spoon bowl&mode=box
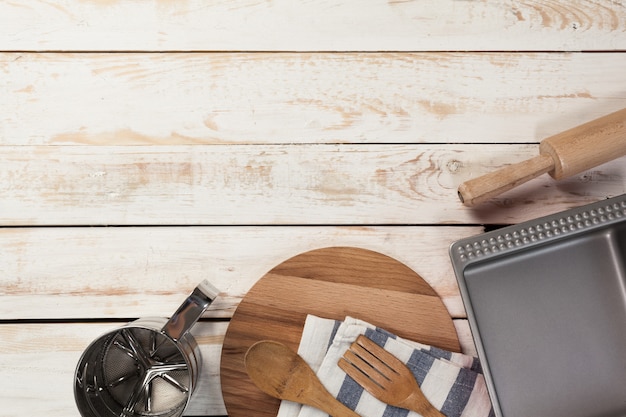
[244,340,360,417]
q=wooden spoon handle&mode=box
[324,400,361,417]
[308,387,361,417]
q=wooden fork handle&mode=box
[400,392,447,417]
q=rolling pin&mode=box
[458,108,626,207]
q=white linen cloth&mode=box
[277,315,494,417]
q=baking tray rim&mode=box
[449,194,626,417]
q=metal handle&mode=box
[162,280,220,341]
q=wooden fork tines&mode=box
[338,335,446,417]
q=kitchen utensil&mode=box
[450,194,626,417]
[220,247,460,417]
[74,280,220,417]
[458,107,626,206]
[339,335,446,417]
[245,340,361,417]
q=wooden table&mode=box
[1,2,625,416]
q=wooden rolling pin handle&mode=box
[458,108,626,207]
[458,154,554,207]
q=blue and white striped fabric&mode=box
[277,315,493,417]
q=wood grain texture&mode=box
[339,335,445,417]
[0,226,481,320]
[2,1,625,416]
[0,321,229,417]
[459,155,555,207]
[460,107,626,206]
[1,144,624,226]
[539,107,626,179]
[1,0,625,51]
[3,52,626,145]
[220,247,459,417]
[245,341,361,417]
[0,320,476,417]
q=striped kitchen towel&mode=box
[277,315,493,417]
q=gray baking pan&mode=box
[450,194,626,417]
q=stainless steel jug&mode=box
[74,280,220,417]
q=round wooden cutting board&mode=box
[220,246,460,417]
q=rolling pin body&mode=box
[459,108,626,206]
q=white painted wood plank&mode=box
[0,226,482,320]
[3,52,626,145]
[1,1,625,51]
[0,320,476,417]
[1,144,624,226]
[0,321,228,416]
[454,320,477,358]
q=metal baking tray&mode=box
[450,194,626,417]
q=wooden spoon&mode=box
[244,340,361,417]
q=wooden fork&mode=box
[338,335,446,417]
